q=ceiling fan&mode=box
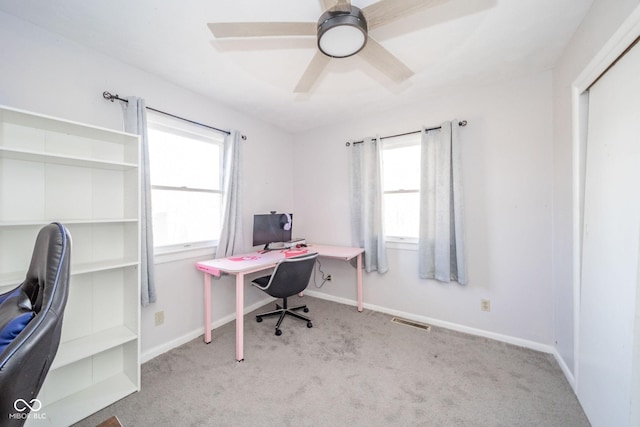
[208,0,451,92]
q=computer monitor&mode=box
[252,213,293,249]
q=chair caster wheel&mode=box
[275,329,282,336]
[307,322,313,328]
[303,307,309,313]
[256,317,263,323]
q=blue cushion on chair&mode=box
[0,288,35,354]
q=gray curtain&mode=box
[121,97,157,306]
[349,137,389,273]
[418,121,467,284]
[216,130,244,258]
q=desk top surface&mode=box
[196,244,363,276]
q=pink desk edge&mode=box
[195,244,364,361]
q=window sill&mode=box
[154,245,216,264]
[385,239,418,251]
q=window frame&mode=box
[381,133,421,245]
[146,111,225,255]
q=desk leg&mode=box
[235,272,245,362]
[203,274,212,344]
[356,253,363,312]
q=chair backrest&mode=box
[0,223,71,423]
[263,253,319,299]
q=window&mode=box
[381,133,421,242]
[146,112,225,252]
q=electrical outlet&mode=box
[326,274,332,281]
[155,310,165,326]
[481,299,491,312]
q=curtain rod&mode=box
[345,120,467,146]
[102,91,246,140]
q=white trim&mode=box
[146,110,226,143]
[571,85,585,391]
[571,3,640,391]
[385,239,418,251]
[304,290,554,354]
[141,296,273,363]
[142,291,555,363]
[554,347,576,390]
[154,245,216,264]
[573,12,640,92]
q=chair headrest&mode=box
[22,223,70,313]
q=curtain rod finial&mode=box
[103,91,120,102]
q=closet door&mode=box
[578,41,640,427]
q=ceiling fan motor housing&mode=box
[317,5,368,58]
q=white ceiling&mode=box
[0,0,593,133]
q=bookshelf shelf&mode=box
[0,105,141,427]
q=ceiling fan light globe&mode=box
[319,26,366,58]
[317,6,368,58]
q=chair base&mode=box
[256,298,313,335]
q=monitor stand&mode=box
[264,242,286,251]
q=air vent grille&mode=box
[391,317,431,331]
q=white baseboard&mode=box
[141,297,273,363]
[143,291,558,368]
[304,290,555,354]
[553,347,576,391]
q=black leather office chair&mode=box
[0,223,71,425]
[252,252,318,336]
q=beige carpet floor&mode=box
[74,296,590,427]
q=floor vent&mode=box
[391,317,431,331]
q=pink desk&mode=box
[195,244,364,361]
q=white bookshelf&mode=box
[0,105,141,426]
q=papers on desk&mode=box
[230,250,307,259]
[229,256,261,261]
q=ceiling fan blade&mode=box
[362,0,451,30]
[294,52,331,93]
[359,36,413,83]
[321,0,352,13]
[208,22,316,38]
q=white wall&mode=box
[0,11,295,360]
[293,71,555,350]
[6,0,638,387]
[551,0,640,381]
